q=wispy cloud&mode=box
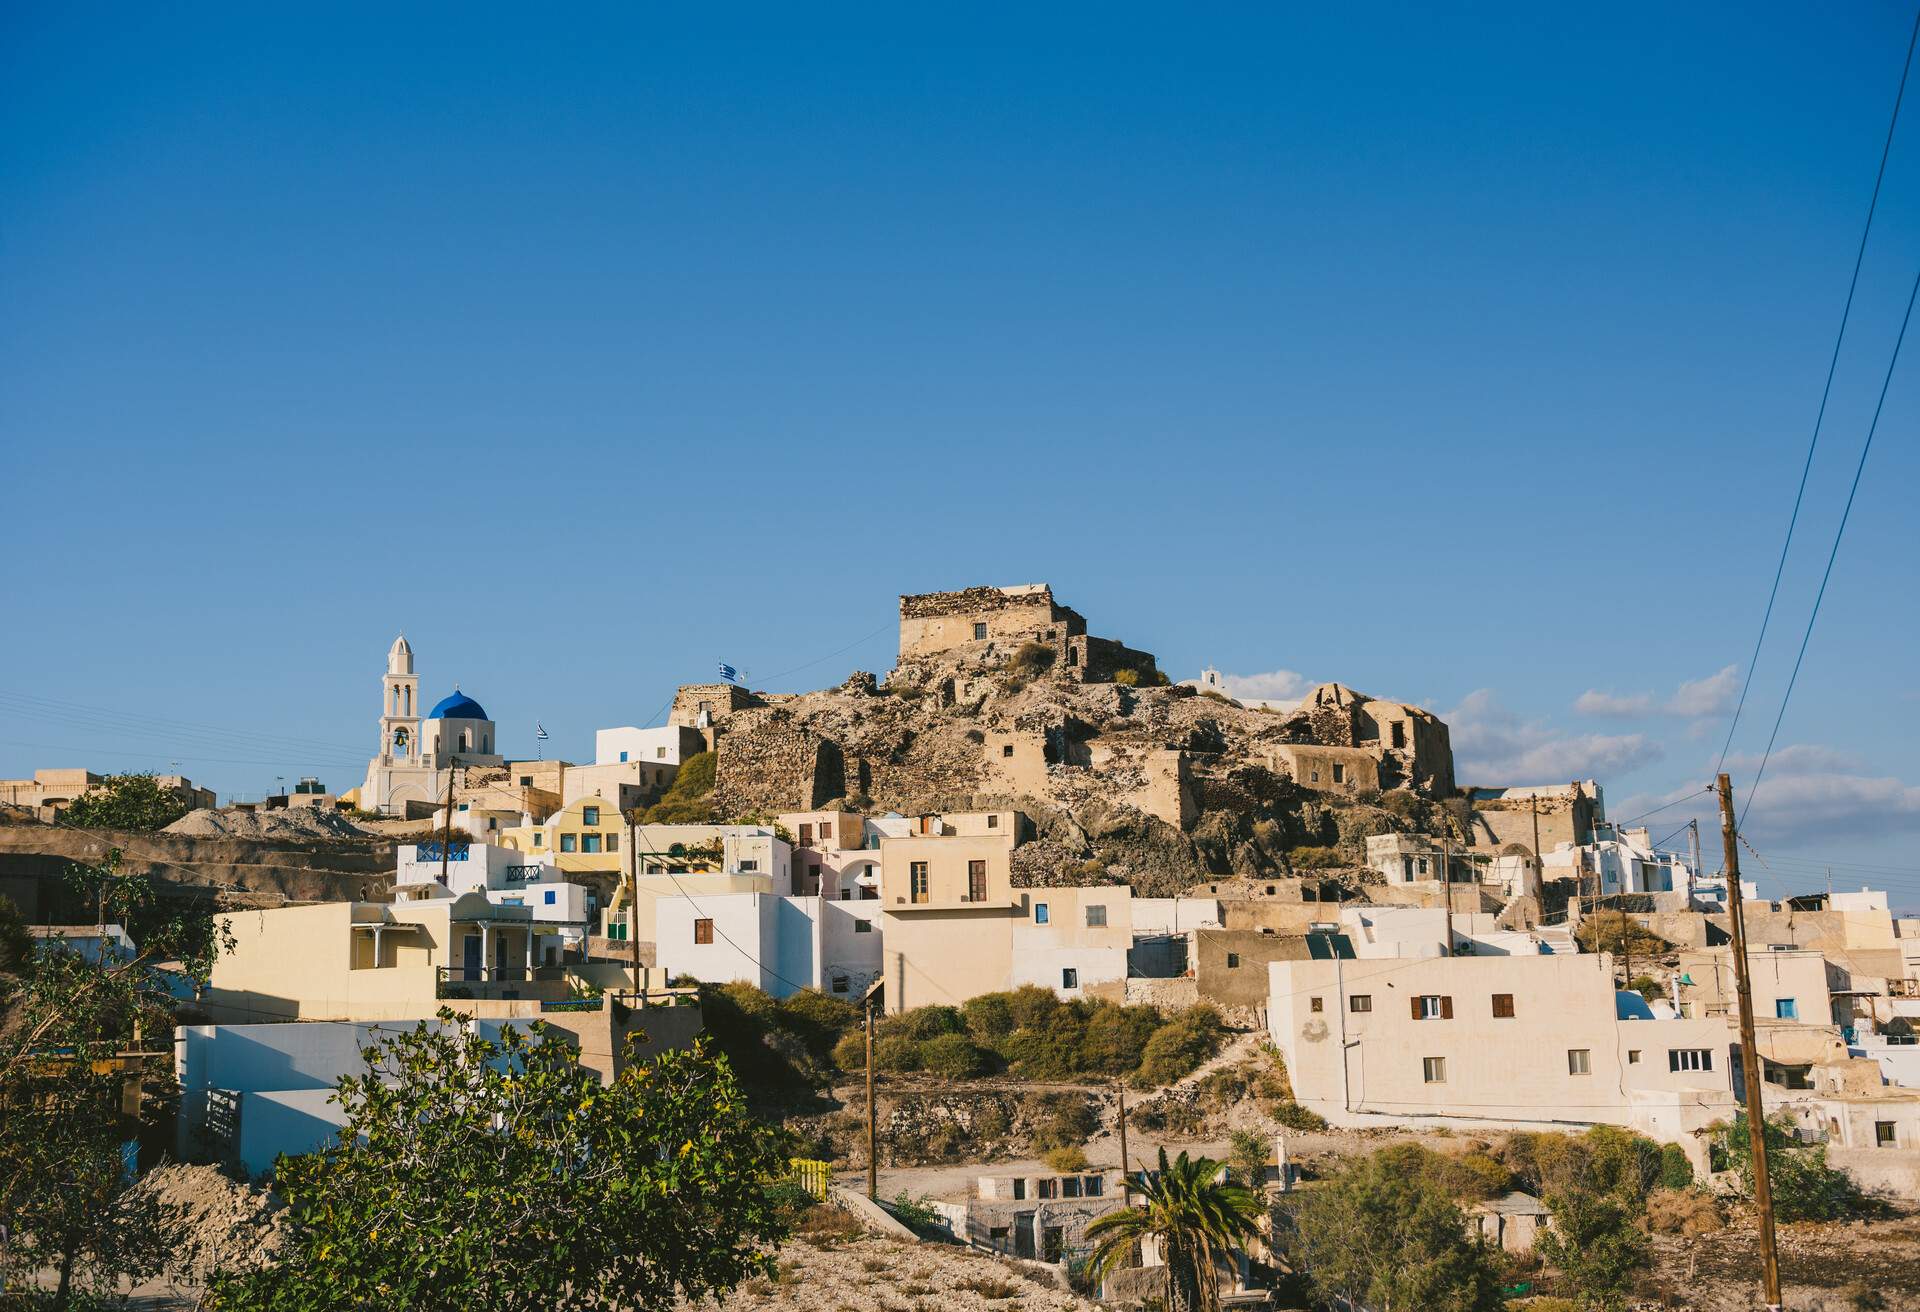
[1447,689,1663,784]
[1723,744,1862,776]
[1575,665,1739,720]
[1219,669,1313,703]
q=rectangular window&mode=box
[1413,995,1452,1020]
[831,975,848,993]
[610,921,626,940]
[969,859,988,903]
[1332,764,1346,784]
[1628,1049,1641,1064]
[973,622,988,640]
[1085,903,1107,928]
[1034,902,1049,925]
[910,861,930,904]
[854,919,872,933]
[543,889,556,905]
[582,835,602,854]
[1085,1175,1103,1197]
[693,918,713,945]
[1876,1121,1897,1148]
[1568,1048,1591,1076]
[1037,1177,1057,1199]
[1669,1048,1713,1072]
[1350,994,1372,1013]
[1062,1176,1083,1199]
[1010,1180,1025,1201]
[1003,744,1015,757]
[605,832,618,851]
[656,746,667,758]
[987,812,1000,827]
[1775,999,1799,1020]
[560,834,577,853]
[1492,993,1515,1018]
[619,751,628,762]
[582,806,600,826]
[1226,952,1240,968]
[1062,968,1078,989]
[531,834,544,849]
[1310,996,1324,1013]
[1423,1056,1446,1083]
[799,824,813,845]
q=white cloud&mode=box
[1723,744,1862,776]
[1447,689,1664,784]
[1220,669,1313,702]
[1742,769,1920,843]
[1574,664,1739,720]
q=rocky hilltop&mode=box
[681,585,1472,895]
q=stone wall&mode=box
[668,683,762,730]
[710,719,843,815]
[898,585,1083,661]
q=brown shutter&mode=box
[1412,995,1424,1020]
[1441,995,1454,1020]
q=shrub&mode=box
[1228,1129,1270,1185]
[919,1033,990,1078]
[642,750,717,823]
[888,1193,941,1230]
[62,773,191,831]
[1272,1102,1329,1132]
[1005,984,1064,1031]
[1718,1115,1867,1221]
[1645,1187,1721,1236]
[1043,1145,1089,1172]
[1076,1003,1163,1075]
[1028,1093,1099,1154]
[882,1005,966,1043]
[1133,1005,1225,1087]
[962,992,1016,1041]
[830,1032,867,1072]
[1289,845,1343,869]
[1006,642,1056,677]
[1112,669,1140,687]
[874,1036,922,1072]
[1656,1142,1694,1190]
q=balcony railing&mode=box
[436,965,570,999]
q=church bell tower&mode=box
[381,634,421,764]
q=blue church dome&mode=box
[428,690,489,722]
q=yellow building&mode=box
[879,829,1022,1012]
[498,797,626,874]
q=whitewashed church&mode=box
[358,635,505,816]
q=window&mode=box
[693,919,713,945]
[990,1225,1011,1247]
[1085,903,1107,928]
[854,919,872,933]
[831,975,848,993]
[1568,1048,1591,1076]
[543,889,556,905]
[619,751,628,762]
[969,859,988,903]
[1491,993,1515,1018]
[1413,995,1452,1020]
[519,776,533,787]
[1037,1177,1058,1199]
[1775,999,1799,1020]
[1002,744,1015,757]
[1416,857,1430,876]
[1350,994,1372,1013]
[582,806,600,826]
[1010,1179,1026,1200]
[1034,902,1049,925]
[656,746,667,758]
[1332,764,1346,784]
[1226,952,1240,968]
[987,813,999,828]
[1310,996,1324,1013]
[560,834,577,853]
[910,862,930,904]
[1084,1175,1103,1197]
[609,921,627,940]
[1392,723,1406,749]
[531,834,543,849]
[973,622,988,640]
[739,859,759,872]
[582,835,602,854]
[1062,1176,1083,1199]
[1669,1048,1713,1072]
[1628,1049,1641,1064]
[841,889,852,901]
[1423,1056,1446,1083]
[799,824,813,845]
[1876,1121,1897,1148]
[1309,770,1320,783]
[605,833,618,852]
[1062,968,1079,989]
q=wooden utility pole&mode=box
[1717,772,1781,1310]
[628,810,642,993]
[1117,1083,1131,1199]
[438,765,457,888]
[1441,839,1454,956]
[1529,792,1543,873]
[865,990,879,1200]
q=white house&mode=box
[394,840,594,950]
[654,893,883,999]
[1009,886,1133,999]
[594,724,707,768]
[1541,825,1695,898]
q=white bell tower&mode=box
[380,634,421,764]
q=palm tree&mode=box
[1084,1147,1265,1312]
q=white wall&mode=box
[1132,898,1223,934]
[595,725,704,767]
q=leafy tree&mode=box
[208,1014,789,1311]
[1227,1128,1270,1186]
[1086,1148,1264,1312]
[1715,1112,1865,1222]
[1535,1187,1649,1311]
[1285,1145,1503,1312]
[60,772,191,831]
[0,856,228,1306]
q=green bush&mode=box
[1006,641,1056,677]
[1043,1145,1089,1172]
[1112,669,1139,687]
[881,1004,967,1043]
[642,750,716,823]
[874,1036,922,1072]
[962,993,1016,1041]
[1132,1005,1225,1087]
[919,1033,991,1078]
[1288,845,1343,869]
[830,1032,867,1073]
[1716,1114,1866,1222]
[1657,1142,1694,1190]
[1005,984,1062,1031]
[1028,1094,1099,1153]
[1272,1102,1329,1132]
[62,773,192,831]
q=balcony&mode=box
[436,965,572,1001]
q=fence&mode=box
[789,1157,832,1200]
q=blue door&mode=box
[462,933,481,980]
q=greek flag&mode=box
[535,723,549,741]
[718,663,740,684]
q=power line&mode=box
[754,619,895,686]
[1612,786,1713,828]
[1716,3,1920,777]
[1742,261,1920,824]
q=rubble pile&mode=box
[130,1162,287,1280]
[165,806,378,842]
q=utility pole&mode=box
[1718,772,1781,1311]
[1529,792,1543,873]
[1441,839,1454,957]
[1117,1083,1130,1200]
[628,809,642,993]
[865,987,879,1201]
[438,766,458,889]
[1689,819,1703,900]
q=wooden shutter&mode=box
[1441,995,1454,1020]
[1492,993,1514,1018]
[1412,995,1424,1020]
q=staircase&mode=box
[1535,924,1579,955]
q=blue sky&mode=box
[4,3,1918,905]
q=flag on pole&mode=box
[535,723,549,741]
[718,663,740,684]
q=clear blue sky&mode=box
[5,3,1918,905]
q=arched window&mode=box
[461,730,471,751]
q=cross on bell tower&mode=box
[381,634,421,764]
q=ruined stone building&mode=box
[1267,682,1455,794]
[1467,781,1604,856]
[898,584,1160,684]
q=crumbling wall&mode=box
[710,718,843,815]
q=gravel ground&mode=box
[164,807,379,841]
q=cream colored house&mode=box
[880,828,1020,1012]
[1268,952,1736,1157]
[598,823,794,943]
